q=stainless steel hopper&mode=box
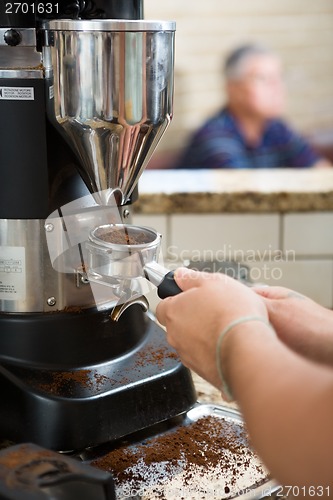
[45,19,175,205]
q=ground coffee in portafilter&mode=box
[95,227,153,246]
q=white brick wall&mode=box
[169,214,280,259]
[133,211,333,308]
[283,213,333,256]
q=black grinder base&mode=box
[0,307,196,451]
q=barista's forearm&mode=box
[221,323,333,489]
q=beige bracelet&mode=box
[216,315,273,402]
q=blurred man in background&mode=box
[177,44,331,169]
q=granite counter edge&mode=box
[134,191,333,214]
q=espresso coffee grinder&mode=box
[0,1,196,452]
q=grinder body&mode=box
[0,1,196,451]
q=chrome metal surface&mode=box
[0,220,44,312]
[45,19,176,32]
[0,69,43,79]
[143,260,169,287]
[0,46,42,70]
[0,28,42,69]
[111,294,149,321]
[47,296,57,306]
[0,219,101,312]
[46,20,175,204]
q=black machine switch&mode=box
[4,29,22,46]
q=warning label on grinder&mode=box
[0,86,34,101]
[0,247,26,301]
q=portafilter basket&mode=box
[86,224,181,299]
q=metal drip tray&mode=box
[84,404,278,499]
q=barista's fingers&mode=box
[253,286,294,300]
[252,286,272,298]
[156,296,174,327]
[174,266,238,292]
[174,267,211,291]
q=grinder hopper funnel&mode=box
[45,19,175,205]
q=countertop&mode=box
[192,371,235,408]
[135,168,333,213]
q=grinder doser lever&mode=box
[87,224,182,300]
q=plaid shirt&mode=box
[176,108,320,169]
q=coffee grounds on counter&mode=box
[36,370,110,395]
[33,344,179,397]
[62,305,84,313]
[135,345,179,369]
[92,415,265,495]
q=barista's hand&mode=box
[253,286,333,364]
[156,267,267,389]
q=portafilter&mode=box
[86,224,182,299]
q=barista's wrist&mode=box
[217,316,275,401]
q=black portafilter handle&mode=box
[143,262,183,299]
[157,270,183,299]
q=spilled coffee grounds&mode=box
[35,369,110,395]
[92,415,267,498]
